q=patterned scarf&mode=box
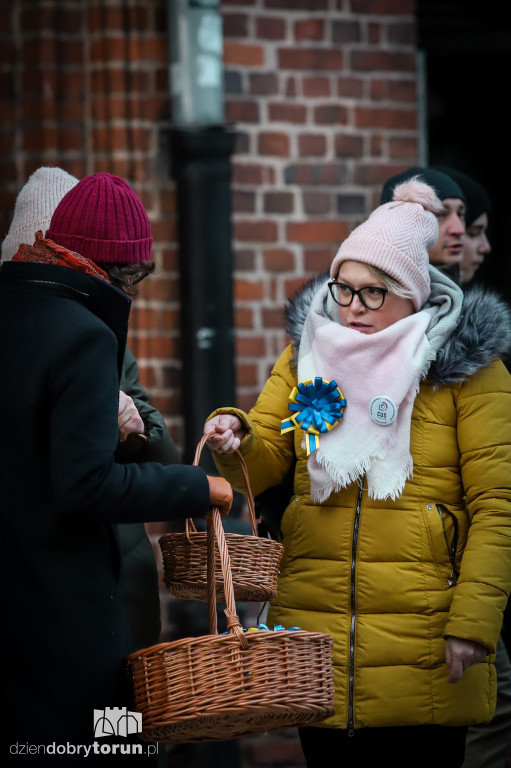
[13,230,111,283]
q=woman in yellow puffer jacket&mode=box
[204,178,511,768]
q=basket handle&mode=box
[191,433,248,648]
[207,506,248,649]
[185,435,259,539]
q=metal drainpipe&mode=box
[167,0,237,470]
[165,18,245,768]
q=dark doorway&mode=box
[418,1,511,303]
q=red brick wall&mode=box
[1,3,419,761]
[1,0,179,434]
[224,0,419,413]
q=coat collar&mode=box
[0,261,132,375]
[285,272,511,385]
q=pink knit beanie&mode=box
[46,172,153,263]
[330,177,444,311]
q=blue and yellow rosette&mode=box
[281,377,347,455]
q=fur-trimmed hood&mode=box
[285,273,511,385]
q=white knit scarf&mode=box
[297,266,463,501]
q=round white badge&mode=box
[369,396,398,426]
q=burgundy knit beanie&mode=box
[46,172,153,263]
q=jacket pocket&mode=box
[436,504,460,586]
[422,503,464,588]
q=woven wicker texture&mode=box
[127,492,335,743]
[159,436,284,602]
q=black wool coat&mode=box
[117,346,181,652]
[0,262,209,753]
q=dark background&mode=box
[418,0,511,304]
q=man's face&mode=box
[460,212,491,284]
[428,198,466,265]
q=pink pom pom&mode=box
[392,176,444,214]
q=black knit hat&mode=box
[380,166,466,206]
[432,166,491,228]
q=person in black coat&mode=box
[2,167,183,654]
[0,172,232,763]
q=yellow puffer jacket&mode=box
[211,282,511,731]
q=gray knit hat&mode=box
[1,167,79,261]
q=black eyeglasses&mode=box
[328,281,389,310]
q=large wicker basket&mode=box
[127,505,335,743]
[159,436,284,602]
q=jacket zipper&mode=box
[348,477,364,736]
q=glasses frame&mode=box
[328,280,389,311]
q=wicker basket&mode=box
[128,506,335,743]
[159,436,284,602]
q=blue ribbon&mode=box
[281,377,346,455]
